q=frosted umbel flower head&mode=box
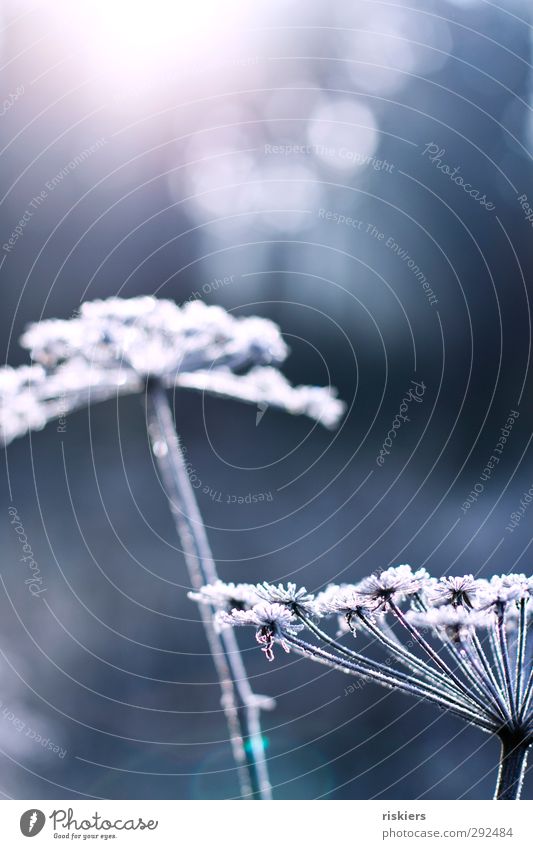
[20,297,288,376]
[428,574,482,609]
[216,602,303,661]
[254,581,316,614]
[354,564,429,611]
[1,296,345,801]
[200,570,533,800]
[1,296,345,444]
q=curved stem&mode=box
[494,734,530,800]
[146,379,272,800]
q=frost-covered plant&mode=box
[1,297,344,445]
[1,296,345,799]
[198,568,533,800]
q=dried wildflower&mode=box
[217,602,302,633]
[355,564,430,611]
[20,298,287,375]
[254,581,316,614]
[429,575,482,609]
[1,297,345,445]
[217,602,303,661]
[313,583,343,614]
[314,585,375,635]
[312,583,351,633]
[188,580,260,611]
[477,574,531,609]
[206,567,533,799]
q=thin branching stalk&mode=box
[519,667,533,723]
[389,601,501,723]
[496,607,516,712]
[460,640,510,724]
[515,599,527,715]
[470,632,513,724]
[145,378,272,799]
[296,610,478,713]
[412,619,508,730]
[488,626,511,710]
[354,610,474,704]
[284,634,497,732]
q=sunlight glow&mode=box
[48,0,249,90]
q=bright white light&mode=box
[85,0,225,51]
[46,0,249,91]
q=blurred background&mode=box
[0,0,532,800]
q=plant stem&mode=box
[496,609,515,713]
[285,634,497,732]
[514,599,527,715]
[297,612,479,715]
[494,734,530,800]
[145,378,272,800]
[470,632,512,725]
[389,602,501,723]
[355,611,474,704]
[519,666,533,722]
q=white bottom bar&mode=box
[1,799,532,847]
